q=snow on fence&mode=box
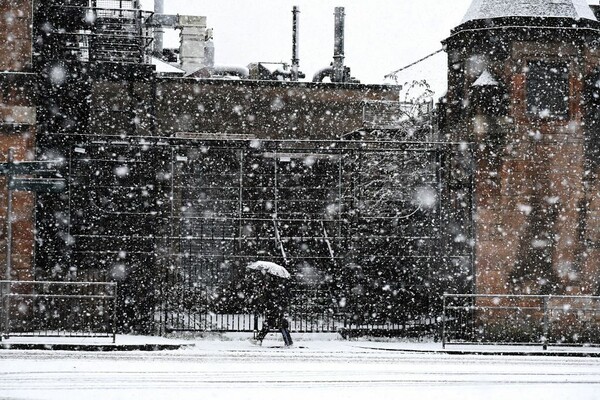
[442,294,600,349]
[162,309,438,336]
[0,281,117,343]
[162,312,344,333]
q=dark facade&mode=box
[1,0,474,335]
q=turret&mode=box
[442,0,600,296]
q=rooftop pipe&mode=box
[154,0,165,55]
[313,7,357,83]
[333,7,345,83]
[291,6,300,81]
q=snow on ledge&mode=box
[461,0,598,24]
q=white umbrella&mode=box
[246,261,291,279]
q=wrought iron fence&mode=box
[34,139,473,335]
[162,309,438,335]
[442,294,600,349]
[0,281,117,342]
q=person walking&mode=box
[253,274,293,346]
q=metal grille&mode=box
[46,1,153,64]
[0,281,117,342]
[442,294,600,348]
[51,139,473,335]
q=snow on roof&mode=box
[472,70,499,87]
[151,57,185,75]
[461,0,597,24]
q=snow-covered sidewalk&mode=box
[1,334,600,400]
[0,333,193,351]
[3,332,600,356]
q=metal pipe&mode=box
[211,65,250,79]
[333,7,345,83]
[154,0,165,55]
[291,6,300,81]
[312,66,334,83]
[204,29,215,68]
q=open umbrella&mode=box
[246,261,291,279]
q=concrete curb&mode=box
[0,342,193,351]
[354,345,600,358]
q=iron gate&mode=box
[38,138,473,334]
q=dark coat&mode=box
[258,276,290,326]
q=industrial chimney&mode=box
[291,6,301,81]
[154,0,165,55]
[332,7,345,83]
[312,6,357,83]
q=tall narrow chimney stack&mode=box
[154,0,165,55]
[291,6,300,81]
[333,7,345,83]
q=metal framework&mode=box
[0,281,117,342]
[442,293,600,349]
[46,137,473,334]
[39,0,153,65]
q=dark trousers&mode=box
[256,317,293,346]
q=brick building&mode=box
[0,0,36,282]
[10,0,600,338]
[442,0,600,296]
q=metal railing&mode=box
[48,5,153,65]
[161,310,437,335]
[0,281,117,343]
[442,294,600,349]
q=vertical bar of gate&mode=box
[4,149,14,340]
[253,314,257,337]
[0,281,5,341]
[112,283,118,344]
[542,296,549,350]
[442,294,446,349]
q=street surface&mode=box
[1,339,599,399]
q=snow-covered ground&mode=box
[1,334,600,400]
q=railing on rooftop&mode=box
[362,100,434,129]
[48,4,154,65]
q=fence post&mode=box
[542,296,549,351]
[112,283,118,344]
[442,294,446,349]
[3,281,9,341]
[253,313,258,339]
[4,149,13,340]
[1,282,4,341]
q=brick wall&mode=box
[444,30,600,297]
[0,0,37,281]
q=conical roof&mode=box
[461,0,597,24]
[472,70,499,87]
